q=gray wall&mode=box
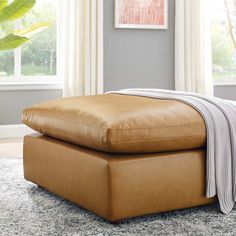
[0,90,62,125]
[214,86,236,100]
[104,0,175,91]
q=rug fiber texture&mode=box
[0,157,236,236]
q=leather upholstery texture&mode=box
[22,94,206,153]
[23,134,215,222]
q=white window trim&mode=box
[213,76,236,86]
[0,80,63,91]
[214,81,236,86]
[0,2,62,91]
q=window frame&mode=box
[214,80,236,86]
[0,0,63,91]
[211,0,236,86]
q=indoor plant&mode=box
[0,0,49,51]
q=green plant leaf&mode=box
[0,33,28,51]
[0,0,8,10]
[14,22,51,38]
[0,0,36,23]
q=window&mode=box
[211,0,236,84]
[0,0,61,89]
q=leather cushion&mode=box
[22,94,207,153]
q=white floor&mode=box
[0,138,23,158]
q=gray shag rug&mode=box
[1,157,236,236]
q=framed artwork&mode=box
[115,0,168,29]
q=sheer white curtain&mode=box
[175,0,213,95]
[59,0,103,97]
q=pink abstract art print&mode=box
[115,0,168,29]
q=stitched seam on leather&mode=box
[24,121,205,145]
[106,128,111,147]
[109,136,206,143]
[23,117,204,131]
[23,121,108,144]
[111,151,206,165]
[107,162,114,221]
[108,123,204,130]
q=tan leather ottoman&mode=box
[23,134,215,222]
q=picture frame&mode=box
[115,0,168,29]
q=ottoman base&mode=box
[23,134,215,222]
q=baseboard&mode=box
[0,124,35,139]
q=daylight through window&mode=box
[0,0,58,80]
[211,0,236,83]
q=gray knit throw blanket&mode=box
[108,89,236,214]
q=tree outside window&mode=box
[0,0,57,78]
[212,0,236,82]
